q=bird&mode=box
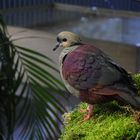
[53,31,140,120]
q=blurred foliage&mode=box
[0,15,65,140]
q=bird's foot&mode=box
[81,104,94,121]
[83,114,93,121]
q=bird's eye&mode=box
[62,38,67,42]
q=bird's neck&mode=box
[59,45,80,65]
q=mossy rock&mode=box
[60,73,140,140]
[60,103,140,140]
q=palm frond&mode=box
[0,15,66,140]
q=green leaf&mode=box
[0,15,66,140]
[15,45,53,62]
[17,49,59,72]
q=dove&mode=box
[53,31,140,120]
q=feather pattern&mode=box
[62,44,123,89]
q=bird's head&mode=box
[53,31,81,51]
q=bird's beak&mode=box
[53,43,60,51]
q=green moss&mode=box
[133,73,140,95]
[60,73,140,140]
[60,102,140,140]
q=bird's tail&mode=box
[118,92,140,109]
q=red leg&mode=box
[83,104,94,121]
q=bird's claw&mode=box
[83,114,93,121]
[80,104,94,121]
